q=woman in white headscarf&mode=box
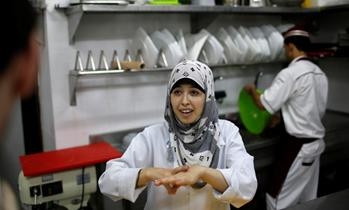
[98,60,257,210]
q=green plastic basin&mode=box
[238,88,271,135]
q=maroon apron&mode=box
[267,131,317,198]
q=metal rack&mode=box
[69,50,283,106]
[59,3,349,43]
[69,48,171,106]
[60,3,349,106]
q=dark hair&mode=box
[171,78,205,93]
[0,0,37,74]
[284,36,311,52]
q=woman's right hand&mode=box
[136,165,189,194]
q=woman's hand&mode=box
[154,165,204,188]
[136,165,189,194]
[155,165,229,193]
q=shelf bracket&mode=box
[69,72,79,106]
[67,8,83,44]
[70,51,84,106]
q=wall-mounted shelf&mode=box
[59,3,349,43]
[64,3,349,14]
[69,62,283,106]
[68,56,347,106]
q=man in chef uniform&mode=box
[0,0,39,209]
[244,27,328,210]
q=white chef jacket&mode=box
[261,56,328,210]
[98,119,257,210]
[260,56,328,139]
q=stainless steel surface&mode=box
[111,50,122,70]
[269,0,304,7]
[250,0,266,7]
[86,50,96,70]
[71,0,129,5]
[98,50,109,70]
[284,188,349,210]
[61,3,349,43]
[63,4,347,14]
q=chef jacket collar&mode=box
[289,55,307,66]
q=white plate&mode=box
[132,27,159,68]
[227,26,249,64]
[244,27,263,63]
[249,26,271,62]
[261,25,283,61]
[161,29,185,66]
[151,30,184,68]
[175,29,188,56]
[216,27,242,64]
[185,32,209,61]
[238,26,260,64]
[198,29,224,65]
[268,25,284,61]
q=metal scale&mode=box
[18,166,96,210]
[17,142,122,210]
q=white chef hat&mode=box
[282,26,310,39]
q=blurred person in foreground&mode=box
[244,27,328,210]
[99,59,257,210]
[0,0,39,209]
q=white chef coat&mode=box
[261,56,328,210]
[261,56,328,139]
[98,119,257,210]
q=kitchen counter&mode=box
[283,188,349,210]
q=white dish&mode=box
[227,26,249,64]
[261,25,284,61]
[161,29,185,66]
[185,32,209,61]
[151,30,184,68]
[249,26,271,62]
[175,29,188,56]
[244,26,263,63]
[132,27,159,68]
[198,29,224,65]
[216,27,242,64]
[238,26,259,64]
[268,25,284,61]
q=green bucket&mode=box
[238,88,271,135]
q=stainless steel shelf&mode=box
[69,62,282,106]
[64,4,349,14]
[61,3,349,43]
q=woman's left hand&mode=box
[155,165,229,194]
[154,165,204,188]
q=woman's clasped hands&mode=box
[138,165,206,195]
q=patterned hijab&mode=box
[164,60,221,169]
